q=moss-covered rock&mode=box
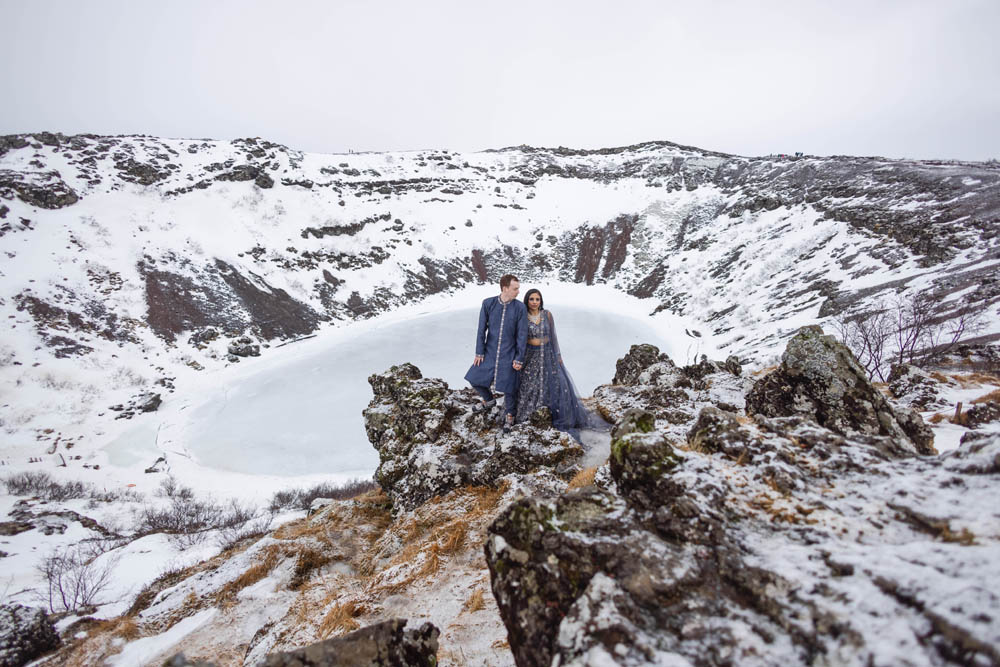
[746,325,935,456]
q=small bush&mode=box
[4,471,89,500]
[136,495,272,549]
[37,546,119,613]
[158,476,194,500]
[268,478,377,513]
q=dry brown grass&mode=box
[752,364,779,377]
[955,372,999,386]
[214,544,283,606]
[438,520,469,554]
[972,388,1000,404]
[112,617,141,641]
[289,546,334,590]
[416,544,442,578]
[940,526,977,546]
[568,466,599,489]
[928,412,949,424]
[463,587,487,613]
[318,600,361,638]
[930,371,951,384]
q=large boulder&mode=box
[261,619,439,667]
[746,325,935,455]
[612,344,673,385]
[166,620,439,667]
[364,364,583,510]
[0,604,60,667]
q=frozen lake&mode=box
[179,306,678,476]
[105,284,709,482]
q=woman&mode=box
[514,289,594,433]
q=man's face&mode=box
[503,280,520,300]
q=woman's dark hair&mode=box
[523,289,543,311]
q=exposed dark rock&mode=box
[141,258,320,342]
[964,401,1000,429]
[227,336,260,357]
[113,158,171,185]
[887,363,947,410]
[0,170,78,208]
[746,326,935,455]
[255,172,274,189]
[0,604,60,666]
[137,392,162,412]
[214,165,261,183]
[687,405,758,460]
[613,344,673,385]
[261,619,439,667]
[165,620,439,667]
[363,364,582,511]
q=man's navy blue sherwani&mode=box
[464,295,527,416]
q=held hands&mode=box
[512,360,523,371]
[473,355,484,366]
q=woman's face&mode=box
[528,294,541,310]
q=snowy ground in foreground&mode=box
[100,283,705,500]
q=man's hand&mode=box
[512,360,523,371]
[473,355,484,366]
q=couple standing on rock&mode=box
[464,274,593,435]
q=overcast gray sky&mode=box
[1,0,998,160]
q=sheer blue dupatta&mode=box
[543,311,599,433]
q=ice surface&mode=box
[128,304,680,477]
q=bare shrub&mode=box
[135,496,226,547]
[157,476,194,500]
[834,293,986,381]
[136,495,271,549]
[4,471,89,500]
[268,478,377,513]
[216,500,273,551]
[37,546,120,613]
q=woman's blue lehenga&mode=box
[514,309,599,437]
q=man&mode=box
[464,274,527,433]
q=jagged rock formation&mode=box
[363,363,584,510]
[164,619,439,667]
[0,604,60,667]
[746,325,935,455]
[485,333,999,667]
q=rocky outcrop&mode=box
[261,620,439,667]
[747,325,935,455]
[363,364,583,511]
[0,604,60,667]
[140,258,321,342]
[0,169,78,209]
[165,620,439,667]
[964,400,1000,429]
[887,362,948,410]
[485,336,1000,667]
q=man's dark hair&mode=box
[500,274,519,289]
